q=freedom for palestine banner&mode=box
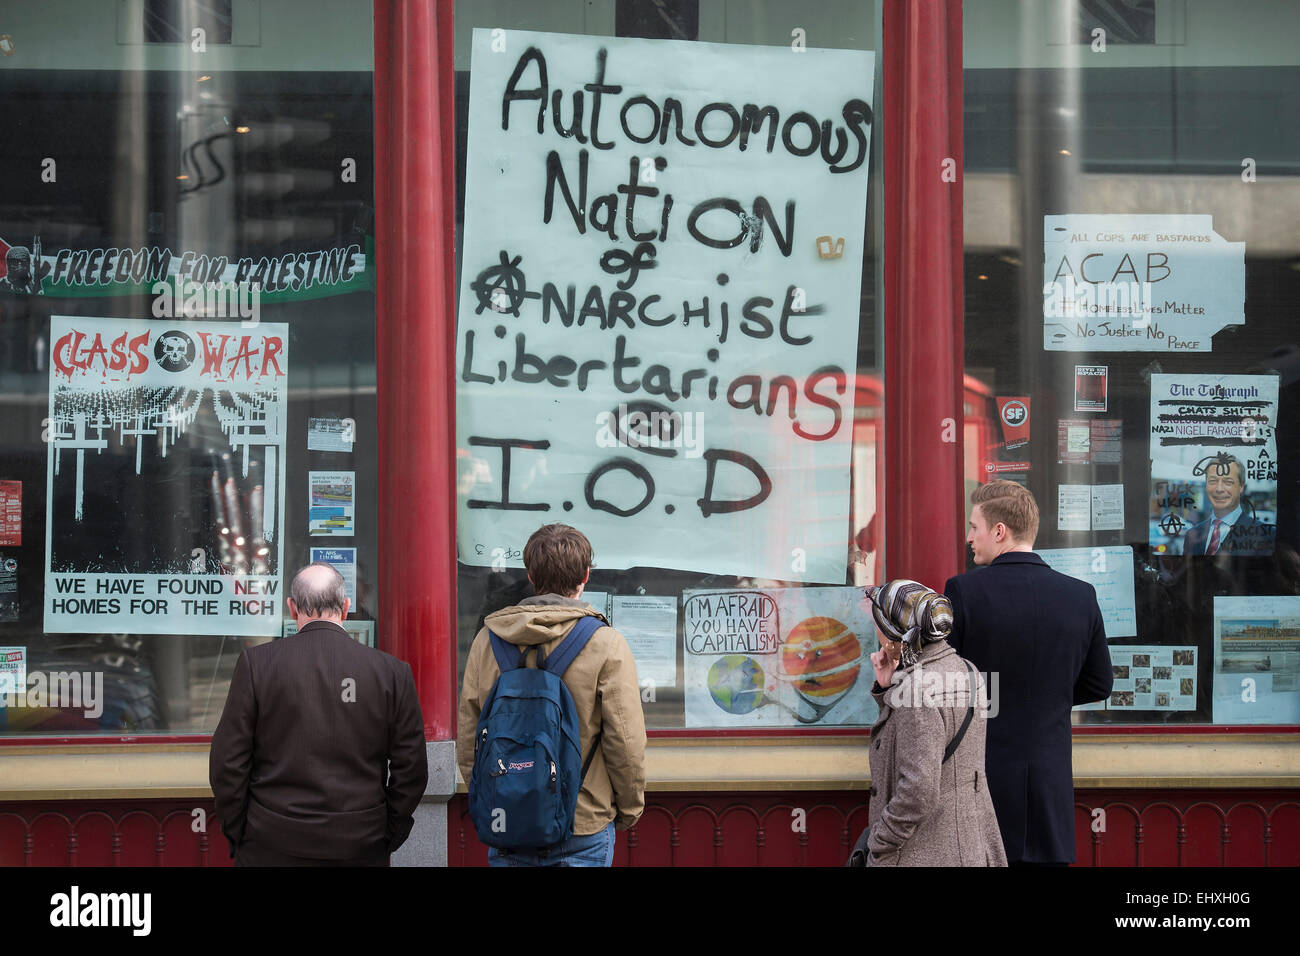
[0,232,373,302]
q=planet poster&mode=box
[682,586,878,728]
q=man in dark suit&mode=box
[210,563,427,866]
[944,481,1113,866]
[1182,456,1275,556]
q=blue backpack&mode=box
[468,616,603,850]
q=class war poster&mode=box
[44,317,288,636]
[1148,373,1277,556]
[455,30,874,583]
[682,586,877,728]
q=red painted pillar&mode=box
[883,0,966,588]
[373,0,457,739]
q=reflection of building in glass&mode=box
[1223,620,1300,640]
[1075,0,1156,44]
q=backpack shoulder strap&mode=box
[942,661,978,764]
[541,616,603,678]
[543,616,605,785]
[488,629,527,673]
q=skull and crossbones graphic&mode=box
[159,334,191,367]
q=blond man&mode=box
[943,481,1112,866]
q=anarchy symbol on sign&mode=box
[471,250,539,317]
[1158,513,1186,536]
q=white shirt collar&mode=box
[1212,504,1243,529]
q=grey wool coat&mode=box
[866,640,1007,867]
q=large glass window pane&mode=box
[0,0,377,736]
[453,0,883,731]
[963,0,1300,726]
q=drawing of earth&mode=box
[706,655,766,715]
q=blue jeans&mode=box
[487,823,615,867]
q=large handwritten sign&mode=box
[455,30,874,582]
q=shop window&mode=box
[0,1,377,736]
[452,0,883,731]
[963,0,1300,726]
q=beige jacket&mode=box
[457,595,647,835]
[866,640,1007,867]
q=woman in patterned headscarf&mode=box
[865,579,954,673]
[848,579,1006,867]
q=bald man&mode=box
[210,563,427,866]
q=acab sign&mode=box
[1043,214,1244,353]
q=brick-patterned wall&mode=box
[450,790,1300,867]
[1,791,1296,866]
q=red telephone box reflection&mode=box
[849,373,995,587]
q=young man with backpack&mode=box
[457,523,647,866]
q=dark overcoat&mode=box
[209,620,428,863]
[944,552,1113,864]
